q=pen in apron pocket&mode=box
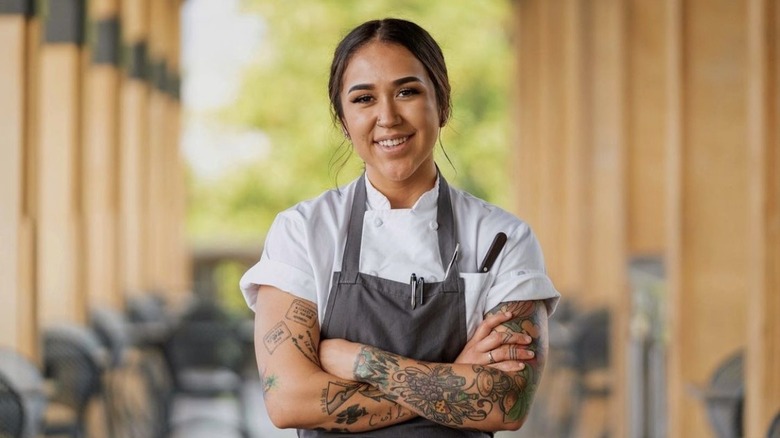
[409,274,425,309]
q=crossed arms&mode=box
[253,285,548,432]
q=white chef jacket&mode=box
[240,175,560,339]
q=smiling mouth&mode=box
[375,135,410,150]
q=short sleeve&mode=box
[483,223,560,315]
[239,212,317,311]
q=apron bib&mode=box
[299,175,490,438]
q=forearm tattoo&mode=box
[322,381,390,414]
[320,380,408,427]
[486,301,544,365]
[353,301,546,426]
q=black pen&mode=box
[410,273,417,309]
[478,232,508,273]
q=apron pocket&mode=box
[459,272,492,339]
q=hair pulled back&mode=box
[328,18,452,129]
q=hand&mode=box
[455,311,535,372]
[319,338,362,380]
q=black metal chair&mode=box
[163,299,248,436]
[559,307,611,438]
[137,350,175,438]
[126,294,173,349]
[0,371,25,438]
[91,307,142,437]
[42,324,109,438]
[91,307,132,369]
[768,410,780,438]
[0,348,47,438]
[693,350,744,438]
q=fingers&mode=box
[487,360,526,373]
[470,311,514,343]
[476,330,532,355]
[488,344,535,363]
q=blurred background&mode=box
[1,0,778,437]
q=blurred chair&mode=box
[42,324,109,438]
[163,298,248,436]
[0,348,47,438]
[126,294,173,349]
[561,307,611,438]
[0,369,25,438]
[165,299,244,397]
[138,350,175,438]
[91,308,132,369]
[691,350,744,438]
[768,410,780,438]
[91,307,138,437]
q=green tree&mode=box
[189,0,513,244]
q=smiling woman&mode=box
[339,42,441,207]
[239,18,559,437]
[195,1,514,246]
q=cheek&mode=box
[342,112,371,136]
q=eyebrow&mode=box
[347,76,423,93]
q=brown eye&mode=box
[351,95,373,104]
[398,88,419,97]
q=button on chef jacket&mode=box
[240,175,560,339]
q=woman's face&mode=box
[340,41,440,191]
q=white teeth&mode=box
[376,136,408,147]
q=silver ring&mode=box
[487,350,495,364]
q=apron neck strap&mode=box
[340,173,460,287]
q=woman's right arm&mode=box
[254,285,417,432]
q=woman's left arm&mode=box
[320,300,548,432]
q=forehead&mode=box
[342,41,431,90]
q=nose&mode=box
[376,99,401,128]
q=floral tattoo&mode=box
[352,300,547,426]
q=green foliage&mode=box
[188,0,513,244]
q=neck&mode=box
[367,166,437,209]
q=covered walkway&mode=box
[1,1,778,437]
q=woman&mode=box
[240,18,560,436]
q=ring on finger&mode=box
[487,350,496,364]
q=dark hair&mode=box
[328,18,452,129]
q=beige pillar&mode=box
[0,4,38,356]
[513,0,587,301]
[512,0,543,239]
[666,0,749,436]
[626,0,669,256]
[37,0,87,325]
[119,0,150,297]
[512,1,629,435]
[84,0,121,309]
[146,0,168,295]
[746,0,780,435]
[167,0,191,297]
[583,2,629,436]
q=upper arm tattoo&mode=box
[262,299,321,366]
[263,321,292,354]
[286,299,318,327]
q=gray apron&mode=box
[299,174,490,437]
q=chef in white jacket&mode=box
[240,18,560,437]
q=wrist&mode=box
[353,345,396,386]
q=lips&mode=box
[374,134,412,151]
